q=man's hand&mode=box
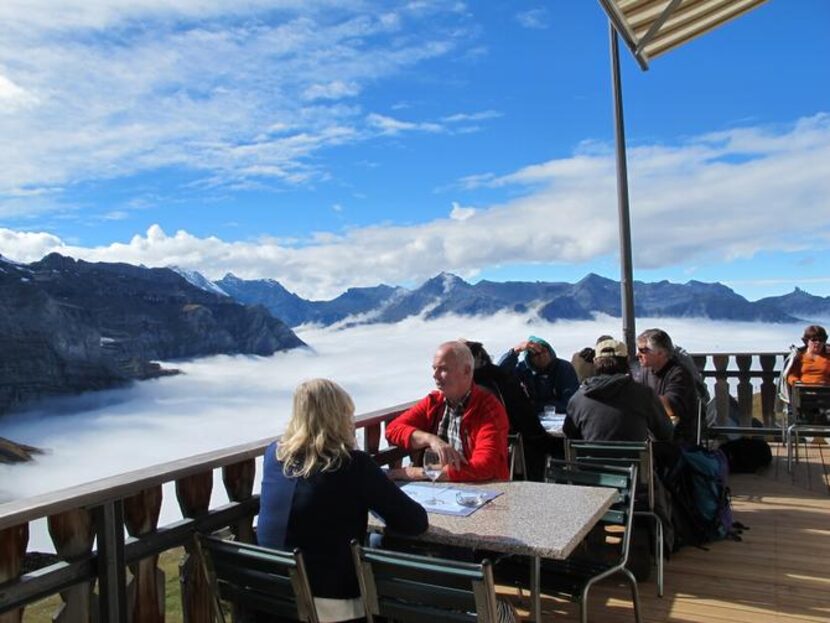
[409,431,467,471]
[428,437,466,471]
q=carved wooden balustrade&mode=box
[690,351,788,429]
[0,401,413,623]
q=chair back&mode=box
[546,459,638,564]
[350,541,499,623]
[792,383,830,426]
[196,534,319,623]
[507,432,527,481]
[565,439,654,510]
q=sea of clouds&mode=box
[0,313,801,550]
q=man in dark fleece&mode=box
[564,338,673,442]
[464,340,563,481]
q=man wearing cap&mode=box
[564,338,673,442]
[498,335,580,415]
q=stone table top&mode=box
[371,480,615,560]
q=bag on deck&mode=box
[664,446,744,549]
[719,438,773,473]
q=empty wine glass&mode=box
[422,449,444,505]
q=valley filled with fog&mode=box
[0,313,801,550]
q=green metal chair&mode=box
[565,439,664,597]
[508,432,528,481]
[196,533,319,623]
[350,540,500,623]
[788,383,830,472]
[541,460,642,623]
[492,460,641,623]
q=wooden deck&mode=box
[501,442,830,622]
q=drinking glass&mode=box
[422,449,444,505]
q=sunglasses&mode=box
[808,337,827,343]
[637,346,653,354]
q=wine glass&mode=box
[422,449,444,505]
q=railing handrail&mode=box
[0,400,417,531]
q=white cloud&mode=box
[2,115,829,299]
[366,113,444,135]
[515,8,550,30]
[0,2,470,197]
[449,201,475,220]
[0,74,37,111]
[302,80,361,101]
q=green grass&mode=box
[22,549,186,622]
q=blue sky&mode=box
[0,0,828,300]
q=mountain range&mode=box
[3,252,829,428]
[197,271,830,328]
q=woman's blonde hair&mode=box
[276,378,356,478]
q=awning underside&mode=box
[599,0,768,69]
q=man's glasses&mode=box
[808,337,827,343]
[637,346,653,354]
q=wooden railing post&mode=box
[760,354,778,426]
[124,486,164,623]
[48,509,96,622]
[222,460,256,544]
[95,500,127,623]
[736,355,753,426]
[176,472,213,623]
[713,355,730,426]
[0,524,28,623]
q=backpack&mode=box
[719,438,773,473]
[664,446,744,549]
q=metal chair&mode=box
[508,432,527,481]
[565,439,664,597]
[350,540,500,623]
[543,460,641,623]
[493,460,641,623]
[196,533,319,623]
[787,383,830,472]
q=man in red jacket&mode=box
[386,340,510,482]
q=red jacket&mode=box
[385,385,509,482]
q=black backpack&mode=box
[719,438,772,473]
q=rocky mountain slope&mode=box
[0,254,305,418]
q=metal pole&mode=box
[609,23,637,358]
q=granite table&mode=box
[370,480,615,622]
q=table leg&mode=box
[531,555,541,623]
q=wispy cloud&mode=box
[0,2,472,204]
[515,8,550,30]
[2,114,829,299]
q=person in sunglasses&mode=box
[633,328,698,444]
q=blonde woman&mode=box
[257,379,428,623]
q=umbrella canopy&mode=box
[599,0,769,69]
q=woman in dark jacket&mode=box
[257,378,428,622]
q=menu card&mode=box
[399,483,501,516]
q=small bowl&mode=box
[455,491,486,507]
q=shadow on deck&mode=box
[502,444,830,622]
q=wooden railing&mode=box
[690,351,788,428]
[0,350,790,622]
[0,401,414,623]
